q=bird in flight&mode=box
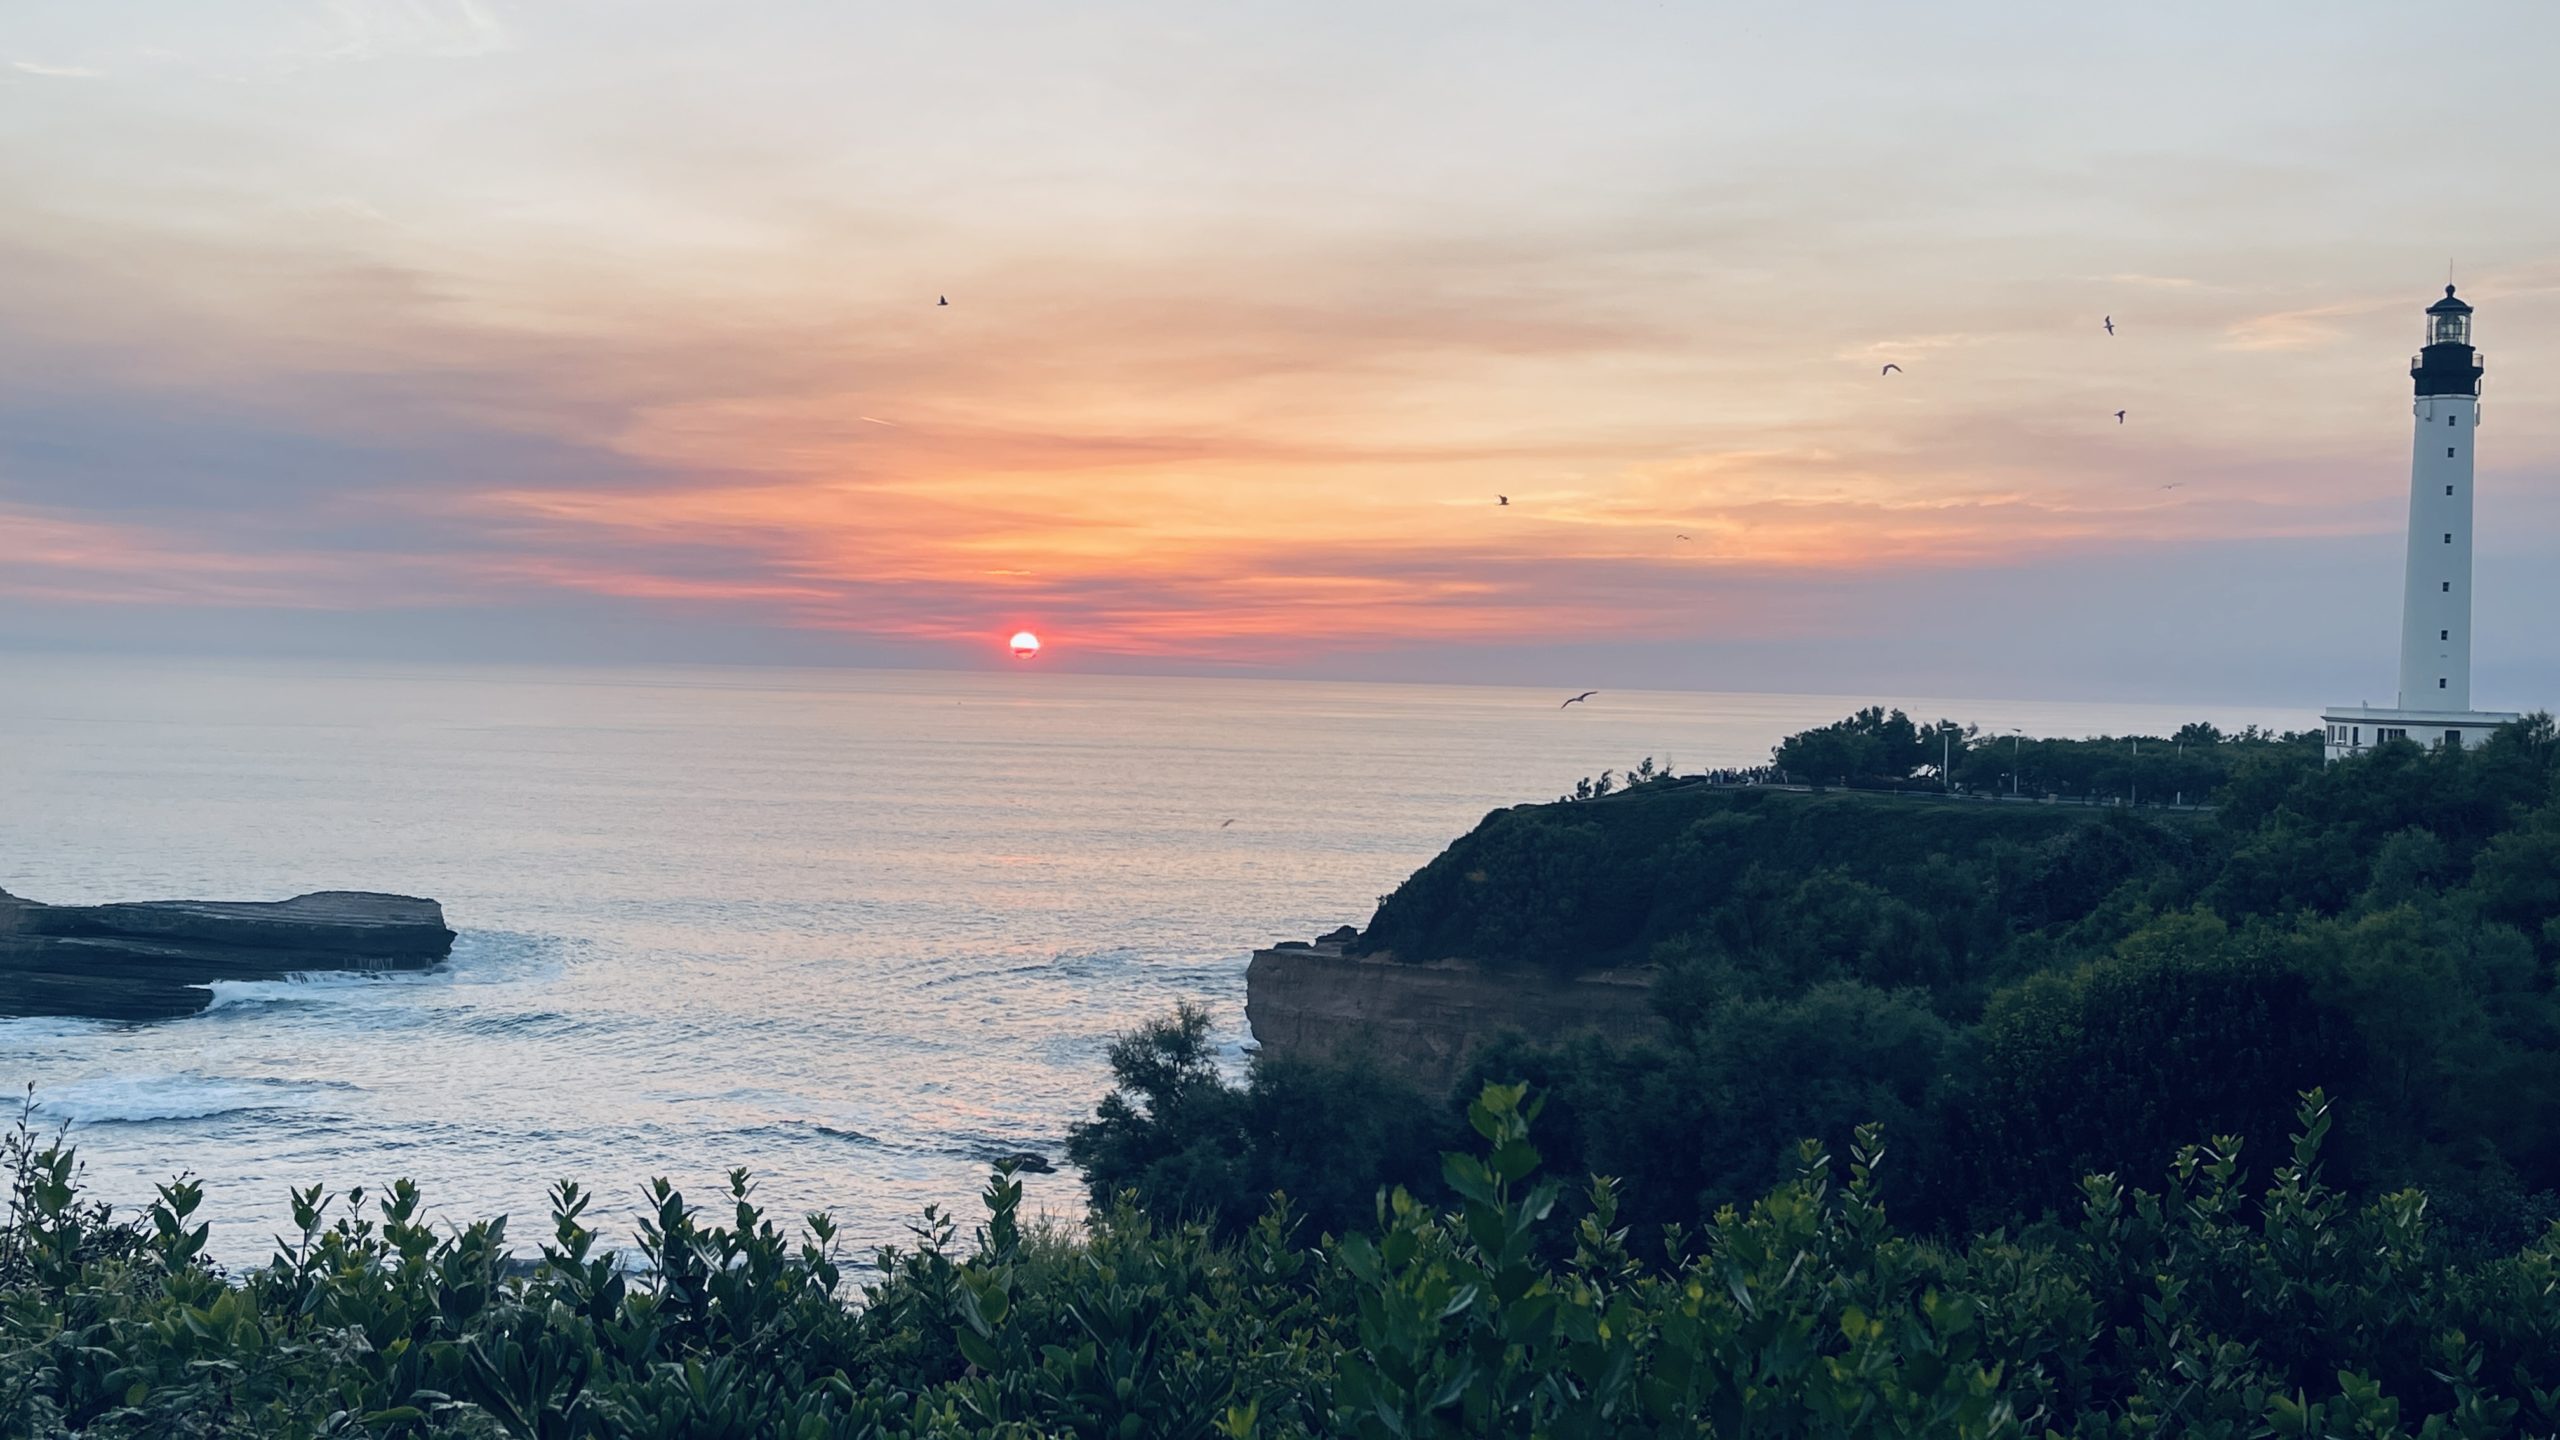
[2104,316,2115,335]
[1497,495,1509,506]
[2115,410,2127,424]
[937,295,949,307]
[1219,818,1237,828]
[1675,533,1692,541]
[2159,482,2182,490]
[1880,363,1902,376]
[1560,691,1598,708]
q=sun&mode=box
[1008,630,1041,659]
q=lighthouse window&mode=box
[2449,447,2457,457]
[2449,416,2457,426]
[2446,533,2454,543]
[2443,582,2452,592]
[2448,485,2456,495]
[2442,629,2450,640]
[2441,679,2449,689]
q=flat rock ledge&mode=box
[0,888,455,1021]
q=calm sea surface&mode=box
[0,657,2299,1258]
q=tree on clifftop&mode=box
[1771,706,1964,786]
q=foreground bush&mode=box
[7,1086,2560,1438]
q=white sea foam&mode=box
[0,1015,116,1045]
[30,1073,352,1126]
[202,971,423,1011]
[446,931,561,973]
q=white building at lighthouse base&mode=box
[2319,704,2517,764]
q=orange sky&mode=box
[6,4,2560,698]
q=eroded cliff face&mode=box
[1244,940,1659,1092]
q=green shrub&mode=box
[1066,1002,1450,1243]
[1968,934,2360,1210]
[9,1085,2560,1437]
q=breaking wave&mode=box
[30,1072,359,1127]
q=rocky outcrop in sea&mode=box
[0,888,455,1021]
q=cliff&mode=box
[1357,781,2186,971]
[0,888,455,1021]
[1246,939,1659,1091]
[1246,783,2200,1089]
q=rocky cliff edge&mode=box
[1245,935,1659,1092]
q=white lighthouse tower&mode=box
[2322,286,2518,759]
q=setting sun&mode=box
[1008,630,1041,659]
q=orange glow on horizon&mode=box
[12,3,2554,678]
[2,204,2444,666]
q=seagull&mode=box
[2104,316,2115,335]
[1675,533,1692,541]
[1880,363,1902,375]
[2115,410,2127,424]
[1219,818,1237,828]
[937,295,949,307]
[2159,482,2182,490]
[1560,691,1598,708]
[1497,495,1509,506]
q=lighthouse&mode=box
[2321,286,2519,760]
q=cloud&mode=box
[5,0,2559,696]
[0,505,343,605]
[1836,334,1992,364]
[2222,303,2362,353]
[315,0,510,62]
[10,61,104,79]
[2101,274,2220,291]
[2220,292,2408,353]
[0,186,2453,673]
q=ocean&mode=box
[0,656,2300,1259]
